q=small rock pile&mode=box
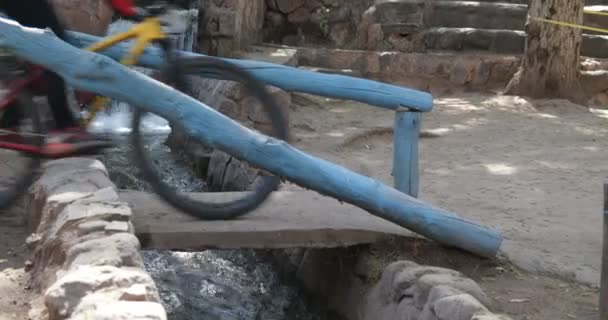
[362,260,511,320]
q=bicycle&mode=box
[0,4,289,219]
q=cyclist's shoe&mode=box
[41,129,114,158]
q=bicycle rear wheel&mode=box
[130,56,289,220]
[0,91,44,210]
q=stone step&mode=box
[378,1,608,35]
[437,0,605,5]
[236,45,298,66]
[420,27,608,58]
[421,28,525,54]
[439,0,526,3]
[428,1,527,30]
[297,66,363,78]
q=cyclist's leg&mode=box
[1,0,114,156]
[45,71,77,129]
[0,0,66,39]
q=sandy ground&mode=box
[0,205,33,320]
[0,91,605,320]
[283,92,606,319]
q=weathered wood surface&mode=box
[601,180,608,319]
[64,30,434,112]
[393,111,421,197]
[123,190,416,249]
[0,18,502,257]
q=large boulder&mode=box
[51,0,114,36]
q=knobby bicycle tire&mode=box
[130,56,289,220]
[0,92,44,210]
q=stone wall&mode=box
[168,75,291,191]
[294,47,521,93]
[272,247,512,320]
[362,260,511,320]
[198,0,266,56]
[52,0,114,36]
[263,0,374,48]
[24,159,166,320]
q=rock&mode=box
[120,284,151,302]
[427,1,526,30]
[472,313,513,320]
[396,303,422,320]
[589,91,608,108]
[288,7,311,24]
[329,23,351,47]
[367,23,385,50]
[415,273,489,308]
[393,266,463,298]
[25,158,166,318]
[199,0,265,56]
[45,265,160,319]
[77,220,109,235]
[64,233,143,270]
[266,11,286,28]
[206,150,233,191]
[275,0,305,13]
[105,221,131,234]
[267,0,278,11]
[425,285,467,306]
[26,233,42,249]
[72,301,167,320]
[242,85,291,129]
[372,0,426,26]
[218,98,243,120]
[420,294,489,320]
[449,63,471,85]
[361,260,506,320]
[364,260,419,307]
[51,0,113,36]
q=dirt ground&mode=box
[0,91,605,320]
[0,205,34,320]
[284,92,606,320]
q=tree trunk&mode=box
[504,0,585,103]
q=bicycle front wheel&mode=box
[130,56,289,220]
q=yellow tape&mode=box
[585,10,608,17]
[532,17,608,34]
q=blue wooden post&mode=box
[0,18,503,257]
[393,110,421,198]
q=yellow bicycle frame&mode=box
[81,17,167,125]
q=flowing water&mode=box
[92,12,322,320]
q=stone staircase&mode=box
[369,0,608,57]
[254,0,608,92]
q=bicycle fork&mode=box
[80,17,168,127]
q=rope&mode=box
[531,10,608,35]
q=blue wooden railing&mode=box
[0,18,503,257]
[67,30,426,197]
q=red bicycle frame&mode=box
[0,65,47,153]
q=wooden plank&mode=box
[0,18,502,257]
[122,190,415,250]
[393,111,421,197]
[64,30,434,112]
[601,180,608,319]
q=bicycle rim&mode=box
[130,56,289,220]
